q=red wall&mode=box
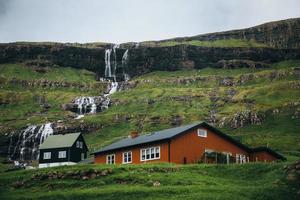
[169,127,249,164]
[94,141,169,164]
[94,125,280,164]
[250,151,278,162]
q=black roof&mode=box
[92,121,252,155]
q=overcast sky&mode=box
[0,0,299,43]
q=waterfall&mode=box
[105,81,118,96]
[74,97,97,115]
[72,44,130,118]
[122,49,130,81]
[105,49,112,77]
[8,123,53,161]
[112,44,120,81]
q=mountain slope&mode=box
[0,60,299,160]
[0,18,300,162]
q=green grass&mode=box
[140,39,269,48]
[0,63,97,83]
[0,162,298,200]
[0,60,299,156]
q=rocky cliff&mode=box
[0,18,299,79]
[159,18,300,49]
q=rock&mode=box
[12,181,24,188]
[227,88,237,96]
[230,110,264,128]
[147,99,155,105]
[219,76,234,86]
[286,173,298,181]
[153,181,161,187]
[170,115,183,126]
[216,59,269,69]
[101,169,108,176]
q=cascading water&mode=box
[122,49,130,81]
[105,49,112,77]
[74,97,97,115]
[8,123,54,161]
[72,45,130,118]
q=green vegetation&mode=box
[0,60,299,158]
[0,162,298,200]
[140,39,269,48]
[0,63,105,130]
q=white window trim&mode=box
[122,151,132,164]
[106,154,115,164]
[58,151,66,158]
[197,129,207,137]
[140,146,160,161]
[79,142,83,149]
[43,152,51,159]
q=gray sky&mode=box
[0,0,299,43]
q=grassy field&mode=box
[0,162,298,200]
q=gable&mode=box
[71,134,89,151]
[39,133,82,150]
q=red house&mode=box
[92,122,285,164]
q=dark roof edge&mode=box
[91,138,170,155]
[91,122,285,161]
[251,147,286,160]
[92,121,252,155]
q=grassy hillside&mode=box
[84,60,300,156]
[0,162,299,200]
[0,63,106,131]
[0,60,299,159]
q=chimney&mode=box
[130,131,139,139]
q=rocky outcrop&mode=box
[1,18,300,78]
[216,59,269,69]
[230,110,264,128]
[167,18,300,49]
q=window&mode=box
[79,142,83,149]
[123,151,132,164]
[76,141,80,148]
[197,129,207,137]
[141,146,160,161]
[58,151,66,158]
[236,154,247,164]
[81,153,85,160]
[43,152,51,159]
[106,154,115,164]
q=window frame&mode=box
[43,152,51,160]
[140,146,160,161]
[122,151,132,164]
[58,150,66,158]
[106,154,115,164]
[197,129,207,137]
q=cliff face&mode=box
[0,18,299,79]
[165,18,300,49]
